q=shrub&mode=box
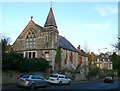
[88,66,100,77]
[3,52,51,72]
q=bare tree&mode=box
[112,37,120,51]
[84,42,90,53]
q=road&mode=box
[2,80,120,91]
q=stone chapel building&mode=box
[12,7,81,70]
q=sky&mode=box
[0,1,118,54]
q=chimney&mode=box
[77,45,80,51]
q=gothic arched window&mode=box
[26,29,36,49]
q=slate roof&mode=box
[59,36,79,52]
[44,7,57,28]
[35,24,45,31]
[95,56,110,61]
[35,7,78,53]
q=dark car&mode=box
[16,74,48,89]
[103,76,113,83]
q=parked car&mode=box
[47,74,71,85]
[103,76,113,83]
[16,74,48,89]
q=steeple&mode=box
[44,7,57,28]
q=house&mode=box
[12,7,80,70]
[95,53,113,70]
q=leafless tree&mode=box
[112,37,120,51]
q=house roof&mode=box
[79,50,87,56]
[44,7,57,28]
[59,36,78,52]
[35,24,45,31]
[95,56,110,61]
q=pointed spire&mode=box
[44,7,57,28]
[50,1,52,8]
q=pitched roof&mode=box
[95,56,110,61]
[35,24,45,31]
[44,7,57,28]
[79,50,87,56]
[59,36,78,52]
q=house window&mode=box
[24,51,36,58]
[69,52,73,63]
[26,29,36,49]
[29,52,31,58]
[45,52,49,61]
[46,36,48,42]
[33,52,36,58]
[97,59,99,61]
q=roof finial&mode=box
[50,1,52,8]
[31,16,33,20]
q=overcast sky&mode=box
[0,1,118,54]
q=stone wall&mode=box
[2,71,50,84]
[64,72,87,81]
[2,71,21,84]
[3,70,97,84]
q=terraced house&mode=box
[12,7,84,70]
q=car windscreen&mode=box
[49,74,58,78]
[21,75,30,78]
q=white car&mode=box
[47,74,71,85]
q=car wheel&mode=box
[111,81,114,83]
[44,82,48,87]
[104,80,106,83]
[17,85,21,88]
[30,83,36,90]
[59,81,62,86]
[68,81,70,85]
